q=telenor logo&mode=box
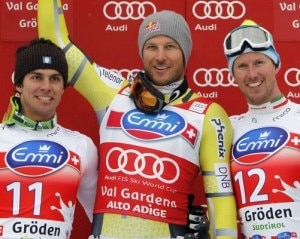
[232,127,288,165]
[122,109,186,140]
[6,140,69,177]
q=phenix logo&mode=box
[232,127,289,165]
[5,140,69,177]
[210,118,226,159]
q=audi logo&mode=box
[192,1,246,20]
[193,68,237,87]
[284,68,300,87]
[106,147,180,184]
[103,1,156,20]
[110,68,141,81]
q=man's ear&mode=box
[16,85,23,93]
[275,64,280,75]
[231,72,237,83]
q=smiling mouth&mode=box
[155,66,168,70]
[248,81,262,88]
[38,96,52,102]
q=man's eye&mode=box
[166,44,175,49]
[145,45,156,50]
[52,76,63,82]
[256,61,264,65]
[32,75,41,80]
[237,64,247,69]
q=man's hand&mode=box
[187,194,210,239]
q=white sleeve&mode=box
[76,135,99,222]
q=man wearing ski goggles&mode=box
[223,20,280,75]
[222,20,300,239]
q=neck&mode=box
[248,94,288,113]
[2,96,57,130]
[12,111,57,130]
[155,78,188,102]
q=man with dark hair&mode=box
[0,38,98,239]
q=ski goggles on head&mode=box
[224,25,273,57]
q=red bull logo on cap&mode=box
[143,20,160,37]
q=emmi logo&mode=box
[6,140,69,177]
[232,127,288,165]
[122,109,186,140]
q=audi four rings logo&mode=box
[284,68,300,87]
[103,1,156,20]
[193,68,237,87]
[192,1,246,19]
[106,147,180,184]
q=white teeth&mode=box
[156,66,167,70]
[38,96,51,102]
[248,82,261,88]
